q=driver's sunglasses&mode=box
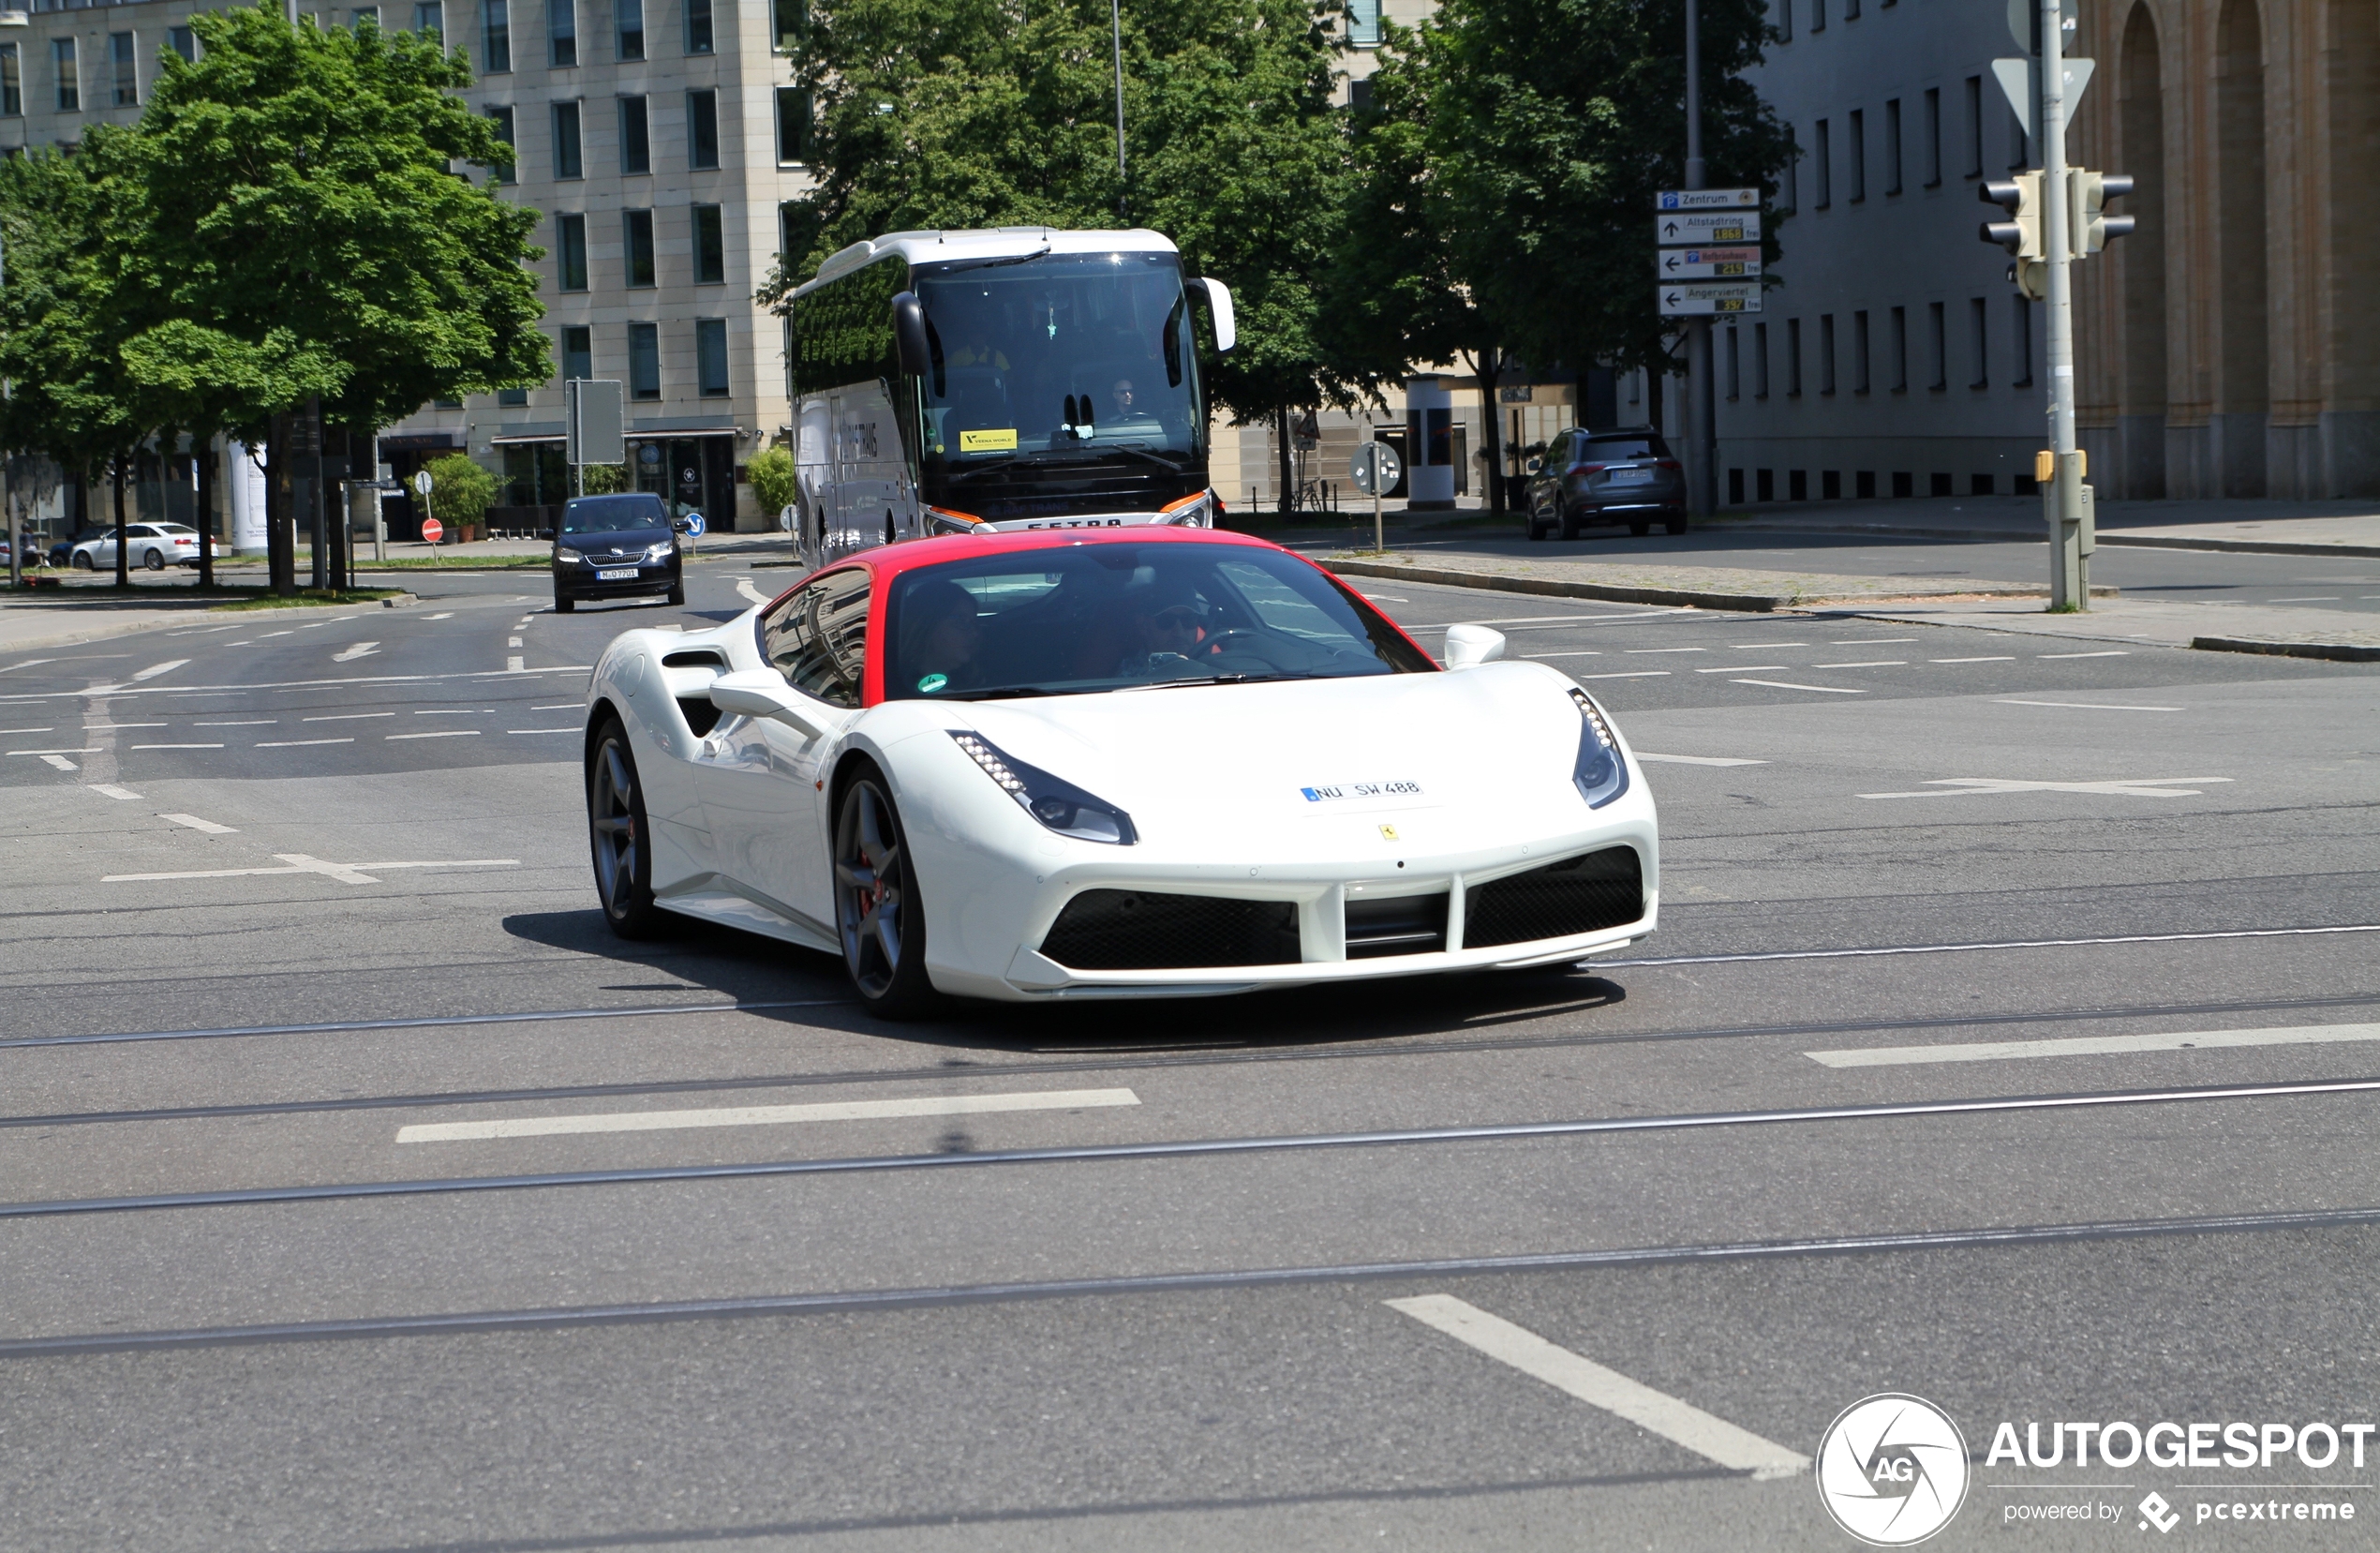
[1152,605,1203,635]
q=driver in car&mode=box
[900,579,986,694]
[1117,590,1213,677]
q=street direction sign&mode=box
[1350,440,1403,497]
[1658,210,1762,246]
[413,470,433,497]
[1659,246,1763,279]
[681,512,707,538]
[1657,187,1759,210]
[1659,281,1763,316]
[1993,55,2093,142]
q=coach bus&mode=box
[782,227,1236,568]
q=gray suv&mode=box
[1524,427,1688,540]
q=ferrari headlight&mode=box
[644,539,675,561]
[949,731,1138,844]
[557,547,585,563]
[1568,687,1629,809]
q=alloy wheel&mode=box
[834,779,907,998]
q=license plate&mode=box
[1607,468,1655,485]
[596,568,638,580]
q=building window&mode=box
[1845,0,1858,16]
[687,88,719,169]
[1963,76,1983,178]
[1813,118,1830,208]
[1810,0,1824,30]
[772,0,804,52]
[1847,109,1864,202]
[616,0,643,59]
[552,99,582,179]
[684,0,712,53]
[1923,87,1941,187]
[1786,318,1803,396]
[695,319,730,397]
[775,85,811,164]
[556,213,588,291]
[498,385,528,407]
[780,202,796,261]
[0,45,21,118]
[414,2,443,38]
[622,208,656,286]
[168,27,196,62]
[618,95,649,173]
[2013,296,2034,386]
[109,32,135,108]
[1890,306,1908,392]
[483,0,511,72]
[1852,310,1870,394]
[548,0,575,66]
[1819,313,1837,395]
[1725,325,1740,401]
[1928,301,1946,389]
[351,7,380,29]
[1970,297,1988,387]
[1347,0,1380,45]
[1883,98,1901,195]
[485,104,514,184]
[628,321,661,400]
[1753,321,1770,398]
[561,324,592,381]
[693,203,725,284]
[52,37,76,114]
[1776,0,1791,42]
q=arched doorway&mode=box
[2119,4,2168,498]
[2216,0,2268,497]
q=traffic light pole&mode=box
[2040,0,2086,609]
[1683,0,1716,519]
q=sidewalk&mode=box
[1837,594,2380,661]
[1706,494,2380,557]
[1324,550,2117,612]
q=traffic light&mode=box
[2069,171,2135,255]
[1979,172,2044,260]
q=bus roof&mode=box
[796,228,1181,297]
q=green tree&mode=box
[578,463,630,495]
[112,3,546,591]
[422,453,498,536]
[761,0,1345,510]
[746,446,799,517]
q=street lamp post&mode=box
[1683,0,1717,519]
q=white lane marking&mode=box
[130,659,190,682]
[94,723,168,729]
[39,754,77,770]
[2037,650,2130,659]
[10,747,102,755]
[736,578,770,606]
[1637,754,1771,767]
[1699,664,1784,672]
[1575,670,1672,680]
[506,656,525,672]
[1385,1295,1808,1479]
[532,704,583,710]
[2268,596,2342,603]
[1524,651,1603,660]
[424,613,455,620]
[1813,660,1905,668]
[1,659,60,673]
[1929,656,2015,664]
[508,728,577,734]
[89,784,143,800]
[298,621,331,629]
[1830,637,1917,644]
[387,730,481,740]
[1731,642,1805,650]
[395,1086,1144,1143]
[1732,679,1866,694]
[1996,699,2181,712]
[103,854,518,885]
[508,636,523,648]
[0,726,55,734]
[196,720,276,726]
[1360,594,1409,603]
[304,712,394,722]
[1860,775,2231,800]
[158,813,238,834]
[332,642,380,663]
[1626,647,1706,654]
[259,631,294,639]
[255,738,355,748]
[1810,1023,2380,1068]
[131,743,224,750]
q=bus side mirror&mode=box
[890,292,932,376]
[1191,278,1236,352]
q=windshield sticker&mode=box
[1302,782,1423,802]
[917,673,949,694]
[959,428,1019,453]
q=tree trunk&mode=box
[267,414,295,597]
[195,436,215,590]
[1645,366,1663,436]
[1475,347,1507,516]
[112,454,129,588]
[1276,405,1296,516]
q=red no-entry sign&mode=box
[421,517,444,544]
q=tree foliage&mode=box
[423,452,498,530]
[746,446,799,515]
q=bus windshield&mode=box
[914,251,1200,481]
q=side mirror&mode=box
[672,516,692,534]
[1525,456,1543,474]
[890,291,932,376]
[1442,623,1508,669]
[1190,278,1236,352]
[707,668,831,739]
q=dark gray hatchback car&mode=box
[553,493,687,612]
[1523,427,1688,540]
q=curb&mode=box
[2100,534,2380,560]
[1323,557,2113,613]
[2192,635,2380,664]
[0,609,223,656]
[1711,516,2380,559]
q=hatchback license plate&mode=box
[596,568,638,580]
[1607,468,1655,485]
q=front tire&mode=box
[588,720,668,939]
[142,547,166,571]
[554,590,576,614]
[1664,516,1689,535]
[1556,502,1582,541]
[665,584,685,606]
[833,768,938,1018]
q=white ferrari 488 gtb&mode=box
[583,528,1658,1015]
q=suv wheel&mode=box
[1664,516,1689,535]
[1556,502,1583,541]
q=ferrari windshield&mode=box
[914,251,1200,476]
[884,545,1436,701]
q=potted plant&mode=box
[423,453,498,544]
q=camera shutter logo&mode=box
[1815,1394,1971,1546]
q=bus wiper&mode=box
[945,455,1023,483]
[934,246,1053,275]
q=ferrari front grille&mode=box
[1343,891,1449,959]
[1461,846,1644,948]
[1039,889,1302,971]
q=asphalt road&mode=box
[3,540,2377,1552]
